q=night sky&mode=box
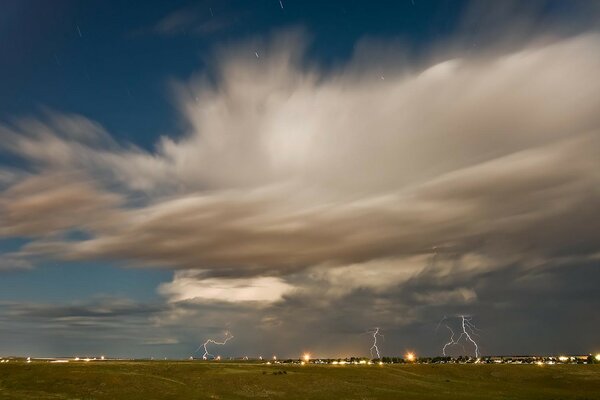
[0,0,599,359]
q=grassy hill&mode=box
[0,361,598,399]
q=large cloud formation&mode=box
[1,30,599,356]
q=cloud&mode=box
[0,257,596,357]
[0,30,599,314]
[140,257,598,358]
[0,111,171,193]
[0,298,173,356]
[0,253,33,271]
[2,32,600,277]
[142,337,179,345]
[159,272,294,303]
[0,172,121,237]
[152,5,235,36]
[6,298,163,320]
[19,133,598,279]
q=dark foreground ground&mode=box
[0,361,599,399]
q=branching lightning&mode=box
[442,325,466,356]
[438,316,480,358]
[442,325,455,356]
[460,316,480,358]
[367,327,384,359]
[196,331,234,360]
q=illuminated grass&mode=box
[0,362,598,399]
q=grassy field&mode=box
[0,361,598,399]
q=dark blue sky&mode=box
[2,0,466,148]
[0,1,598,359]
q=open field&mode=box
[0,361,599,399]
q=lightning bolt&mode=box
[196,331,234,360]
[442,325,467,356]
[367,327,384,359]
[442,325,456,356]
[461,316,480,358]
[438,316,480,358]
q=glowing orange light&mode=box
[405,352,416,362]
[303,353,311,362]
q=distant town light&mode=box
[595,354,600,362]
[303,353,311,362]
[405,352,416,362]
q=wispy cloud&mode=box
[2,32,598,283]
[152,5,236,36]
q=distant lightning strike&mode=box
[442,325,456,356]
[439,316,480,358]
[461,316,480,358]
[367,328,384,359]
[196,332,233,360]
[441,325,465,356]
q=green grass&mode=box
[0,361,598,399]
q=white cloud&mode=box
[0,31,598,303]
[159,272,294,303]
